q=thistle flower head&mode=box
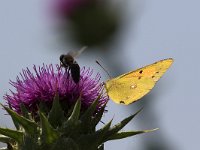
[4,64,108,114]
[54,0,92,17]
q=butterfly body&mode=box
[105,58,174,105]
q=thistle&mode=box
[0,64,156,150]
[51,0,120,47]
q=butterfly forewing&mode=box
[105,58,173,105]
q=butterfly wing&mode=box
[105,58,173,105]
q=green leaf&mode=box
[98,144,104,150]
[103,108,143,142]
[48,94,65,128]
[0,135,14,144]
[50,138,79,150]
[20,103,30,119]
[2,103,20,130]
[108,128,159,140]
[79,101,98,133]
[39,101,50,115]
[92,102,107,127]
[21,135,40,150]
[68,97,81,122]
[40,112,59,145]
[81,96,99,121]
[2,105,37,135]
[62,98,82,136]
[96,119,112,140]
[0,147,8,150]
[80,94,103,133]
[0,128,23,143]
[77,120,112,150]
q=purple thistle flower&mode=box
[4,64,108,114]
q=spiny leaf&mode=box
[79,94,103,133]
[98,144,104,150]
[2,105,37,135]
[61,97,81,134]
[10,116,20,131]
[107,128,159,141]
[79,100,98,133]
[0,128,23,143]
[62,97,82,135]
[0,147,8,150]
[92,102,107,127]
[21,135,40,150]
[48,93,65,128]
[0,135,14,144]
[68,97,81,122]
[50,138,79,150]
[4,103,20,130]
[103,108,143,141]
[96,119,112,139]
[77,120,112,150]
[20,103,30,119]
[81,95,100,121]
[40,112,59,145]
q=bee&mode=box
[60,47,86,83]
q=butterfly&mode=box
[104,58,174,105]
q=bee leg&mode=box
[67,68,70,79]
[59,62,64,70]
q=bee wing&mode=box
[67,46,87,58]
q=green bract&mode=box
[0,94,157,150]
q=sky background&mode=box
[0,0,200,149]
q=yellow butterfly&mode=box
[105,58,174,105]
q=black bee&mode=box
[60,47,86,83]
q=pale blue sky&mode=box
[0,0,200,149]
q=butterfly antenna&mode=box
[96,60,111,79]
